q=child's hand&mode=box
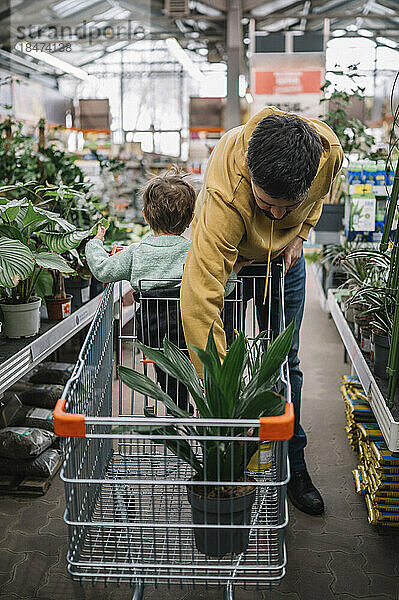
[233,258,254,274]
[95,225,106,242]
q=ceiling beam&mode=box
[192,0,227,12]
[248,11,399,19]
[244,0,300,14]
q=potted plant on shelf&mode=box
[0,182,106,334]
[343,248,392,378]
[117,319,294,557]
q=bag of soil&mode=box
[29,362,74,385]
[0,427,55,460]
[11,383,63,409]
[15,406,54,432]
[0,393,23,428]
[0,448,61,478]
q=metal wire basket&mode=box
[54,261,294,600]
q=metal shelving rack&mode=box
[0,281,132,396]
[328,290,399,452]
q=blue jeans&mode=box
[239,253,307,472]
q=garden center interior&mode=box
[0,0,399,599]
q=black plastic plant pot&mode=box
[90,277,105,299]
[186,485,256,558]
[65,277,91,310]
[373,331,390,379]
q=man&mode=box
[180,106,343,515]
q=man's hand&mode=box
[284,236,303,274]
[94,225,106,242]
[233,257,254,274]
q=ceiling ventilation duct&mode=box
[165,0,189,17]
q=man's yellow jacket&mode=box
[180,106,343,373]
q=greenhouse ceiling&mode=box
[0,0,398,78]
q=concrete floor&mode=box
[1,266,399,600]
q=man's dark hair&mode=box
[143,165,196,235]
[247,114,324,203]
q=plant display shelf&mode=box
[311,262,329,313]
[308,230,341,246]
[0,281,132,396]
[328,289,399,452]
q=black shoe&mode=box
[287,469,324,515]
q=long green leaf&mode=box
[237,389,284,419]
[240,319,295,406]
[205,322,221,368]
[189,345,226,418]
[258,318,295,386]
[0,236,34,288]
[134,338,214,420]
[162,337,211,417]
[33,252,75,273]
[118,365,188,418]
[218,332,246,417]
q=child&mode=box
[86,166,249,409]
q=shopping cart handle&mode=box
[259,402,294,441]
[53,398,86,438]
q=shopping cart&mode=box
[54,259,294,600]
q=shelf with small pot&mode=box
[0,281,132,395]
[328,289,399,452]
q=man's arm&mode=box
[180,191,245,375]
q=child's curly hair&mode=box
[142,165,196,235]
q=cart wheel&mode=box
[224,583,234,600]
[131,580,144,600]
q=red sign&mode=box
[255,70,322,95]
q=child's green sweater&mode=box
[86,234,236,293]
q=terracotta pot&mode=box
[45,295,72,321]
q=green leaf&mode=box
[237,389,284,419]
[218,332,246,417]
[240,319,295,407]
[190,345,226,417]
[162,337,211,417]
[23,202,75,232]
[258,318,295,386]
[33,252,75,273]
[205,322,221,368]
[118,365,188,418]
[40,228,93,253]
[34,268,52,300]
[0,224,23,241]
[0,236,34,288]
[0,198,27,223]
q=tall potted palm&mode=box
[118,319,294,557]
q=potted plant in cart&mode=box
[0,182,107,334]
[117,319,294,557]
